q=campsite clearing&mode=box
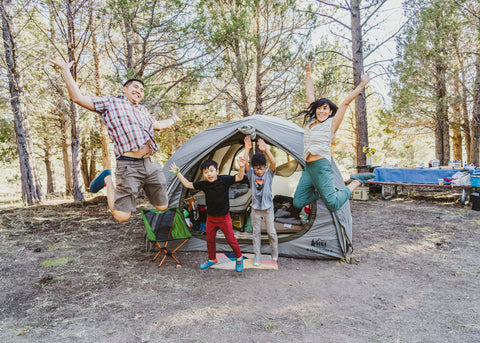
[1,194,479,342]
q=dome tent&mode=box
[165,115,352,259]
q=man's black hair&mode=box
[200,159,218,171]
[123,78,145,87]
[251,153,267,167]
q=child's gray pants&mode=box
[251,206,278,256]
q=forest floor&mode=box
[1,187,479,343]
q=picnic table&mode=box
[369,167,473,204]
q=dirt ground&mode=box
[1,189,479,343]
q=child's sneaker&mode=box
[235,256,244,272]
[200,259,217,270]
[253,255,261,266]
[272,249,279,261]
[90,169,111,193]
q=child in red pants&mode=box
[170,159,245,272]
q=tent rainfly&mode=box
[165,115,352,259]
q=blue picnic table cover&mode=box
[372,168,459,184]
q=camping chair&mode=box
[141,207,192,267]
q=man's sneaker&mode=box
[200,259,217,270]
[90,169,111,193]
[235,256,244,272]
[272,249,279,261]
[350,172,375,184]
[253,255,261,266]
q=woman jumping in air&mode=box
[293,60,375,212]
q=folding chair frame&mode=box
[151,237,190,267]
[142,208,191,268]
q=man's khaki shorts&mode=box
[114,157,168,212]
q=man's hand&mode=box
[306,59,315,74]
[48,59,95,111]
[171,108,181,124]
[49,59,74,71]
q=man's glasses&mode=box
[253,166,266,171]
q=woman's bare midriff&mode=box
[121,144,152,159]
[305,153,325,162]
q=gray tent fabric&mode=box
[165,115,352,259]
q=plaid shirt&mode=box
[92,95,158,157]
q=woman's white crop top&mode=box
[303,117,334,161]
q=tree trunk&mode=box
[350,0,368,168]
[66,0,85,201]
[80,143,89,189]
[451,128,462,162]
[69,100,85,201]
[44,147,55,194]
[226,98,234,121]
[91,15,111,170]
[452,118,463,161]
[463,83,472,164]
[48,1,72,195]
[89,144,96,182]
[434,72,450,166]
[254,7,263,116]
[1,0,43,205]
[60,100,73,195]
[471,45,480,165]
[454,37,472,164]
[123,11,134,72]
[233,40,250,117]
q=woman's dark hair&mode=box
[251,153,267,167]
[200,159,218,171]
[299,98,338,126]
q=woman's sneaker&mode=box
[350,173,375,183]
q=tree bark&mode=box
[59,98,73,195]
[44,146,55,194]
[1,0,43,205]
[350,0,369,168]
[454,37,472,164]
[91,11,111,170]
[463,82,472,164]
[233,40,250,117]
[254,6,263,116]
[66,0,85,201]
[471,44,480,165]
[451,107,463,162]
[434,65,450,166]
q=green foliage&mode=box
[194,0,318,116]
[0,117,17,165]
[389,0,475,163]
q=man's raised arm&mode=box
[50,59,95,111]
